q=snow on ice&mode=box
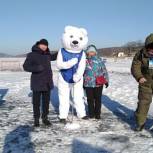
[0,58,153,153]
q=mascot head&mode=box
[62,26,88,53]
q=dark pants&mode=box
[32,90,50,120]
[84,86,103,118]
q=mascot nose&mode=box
[72,40,78,45]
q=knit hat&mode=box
[145,33,153,48]
[85,44,97,54]
[38,39,49,46]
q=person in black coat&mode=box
[23,39,57,127]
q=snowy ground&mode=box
[0,58,153,153]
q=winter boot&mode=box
[60,119,67,124]
[95,115,101,120]
[82,116,89,120]
[134,124,145,132]
[42,118,52,126]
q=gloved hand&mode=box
[105,83,109,88]
[67,58,78,67]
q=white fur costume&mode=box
[57,26,88,119]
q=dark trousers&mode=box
[135,83,153,126]
[32,90,50,120]
[84,86,103,118]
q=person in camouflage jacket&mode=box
[131,33,153,131]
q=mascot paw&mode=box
[67,58,78,67]
[73,74,81,83]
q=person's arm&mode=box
[50,52,58,61]
[98,58,109,88]
[101,60,109,83]
[131,51,144,82]
[73,52,86,82]
[56,49,78,70]
[23,53,44,73]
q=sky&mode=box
[0,0,153,55]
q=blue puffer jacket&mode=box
[83,56,109,88]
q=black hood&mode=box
[31,44,50,55]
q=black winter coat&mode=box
[23,44,57,91]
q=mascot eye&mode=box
[70,35,73,38]
[80,37,83,40]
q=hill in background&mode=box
[0,53,14,58]
[0,40,144,58]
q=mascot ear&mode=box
[64,26,75,33]
[80,28,88,36]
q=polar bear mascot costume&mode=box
[57,26,88,123]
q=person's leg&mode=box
[94,86,103,119]
[135,84,152,130]
[84,87,95,118]
[73,78,86,118]
[42,90,50,119]
[32,91,41,126]
[58,74,70,120]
